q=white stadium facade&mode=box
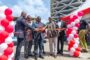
[51,0,86,19]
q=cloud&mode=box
[11,0,50,21]
[12,5,22,17]
[41,19,49,24]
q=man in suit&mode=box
[14,11,36,60]
[57,19,66,55]
[46,17,58,58]
[32,16,45,60]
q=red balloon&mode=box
[68,39,75,51]
[5,8,12,15]
[8,42,14,47]
[74,34,79,38]
[68,46,70,51]
[75,23,80,28]
[70,15,78,22]
[61,15,70,22]
[76,46,81,51]
[82,8,90,15]
[66,34,69,37]
[5,25,14,33]
[66,21,72,25]
[68,45,72,51]
[68,43,73,48]
[73,15,78,19]
[78,11,84,16]
[2,31,9,39]
[0,55,8,60]
[70,18,74,22]
[6,15,14,21]
[66,28,72,35]
[69,39,75,46]
[1,19,9,28]
[4,47,13,56]
[73,51,80,57]
[0,31,9,43]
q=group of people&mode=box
[14,11,66,60]
[14,11,90,60]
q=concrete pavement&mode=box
[14,40,90,60]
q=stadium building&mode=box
[51,0,86,19]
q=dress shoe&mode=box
[28,53,34,56]
[43,51,46,54]
[57,51,60,54]
[39,55,44,59]
[35,56,38,60]
[53,55,57,58]
[24,56,29,59]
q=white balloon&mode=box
[67,37,72,41]
[73,43,78,48]
[0,43,8,51]
[75,19,80,24]
[0,14,6,19]
[70,14,74,18]
[0,6,8,13]
[9,33,14,37]
[74,38,79,41]
[8,58,12,60]
[71,30,76,34]
[67,37,70,41]
[70,47,75,53]
[75,39,80,44]
[71,22,75,26]
[9,21,16,26]
[73,27,78,30]
[0,52,3,56]
[0,26,5,31]
[0,49,3,53]
[5,37,13,44]
[67,24,72,28]
[69,34,74,39]
[67,34,74,42]
[69,51,74,56]
[9,52,14,58]
[8,52,14,60]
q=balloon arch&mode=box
[61,0,90,57]
[0,6,14,60]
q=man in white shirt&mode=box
[57,19,66,55]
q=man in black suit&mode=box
[57,19,66,55]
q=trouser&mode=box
[34,33,43,57]
[57,31,65,53]
[14,38,24,60]
[42,40,45,53]
[49,37,57,56]
[41,33,45,53]
[24,40,33,57]
[79,30,88,50]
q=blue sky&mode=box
[0,0,50,23]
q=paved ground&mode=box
[14,40,90,60]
